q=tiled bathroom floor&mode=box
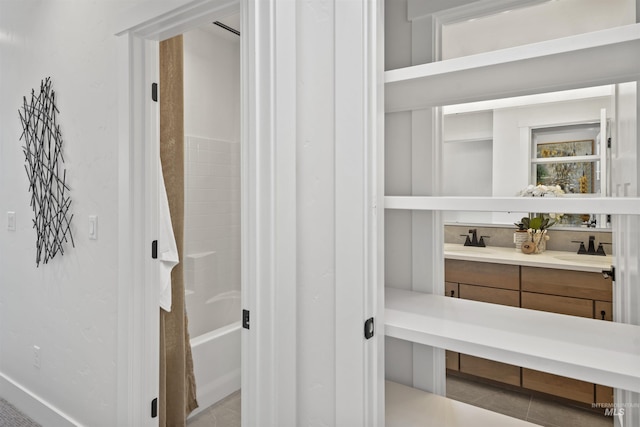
[446,376,613,427]
[187,391,241,427]
[187,377,614,427]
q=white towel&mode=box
[158,163,179,312]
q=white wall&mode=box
[184,27,240,143]
[442,111,493,223]
[442,0,635,60]
[183,27,241,338]
[0,2,143,426]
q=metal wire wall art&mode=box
[19,77,74,266]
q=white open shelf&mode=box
[385,23,640,112]
[385,287,640,393]
[384,196,640,214]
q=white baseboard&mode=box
[0,372,80,427]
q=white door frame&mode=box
[239,1,298,425]
[115,0,298,425]
[116,1,382,425]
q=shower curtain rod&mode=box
[213,21,240,36]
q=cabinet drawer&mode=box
[595,301,613,321]
[446,350,459,371]
[445,260,519,290]
[445,282,459,298]
[523,368,594,404]
[459,284,519,307]
[522,292,592,318]
[521,266,611,301]
[595,384,614,406]
[459,355,520,386]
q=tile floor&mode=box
[446,375,613,427]
[187,391,241,427]
[187,377,614,427]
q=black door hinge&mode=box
[602,266,615,282]
[364,317,375,339]
[151,397,158,418]
[607,137,612,148]
[242,309,250,330]
[152,83,158,102]
[152,240,158,259]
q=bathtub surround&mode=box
[183,24,241,416]
[159,35,198,427]
[184,138,241,338]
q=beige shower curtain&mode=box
[159,34,199,426]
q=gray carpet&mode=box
[0,398,40,427]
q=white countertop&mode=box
[444,243,613,273]
[385,287,640,393]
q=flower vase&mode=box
[514,231,529,251]
[528,230,548,253]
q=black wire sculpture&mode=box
[19,77,74,267]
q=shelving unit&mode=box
[384,196,640,214]
[385,23,640,112]
[385,287,640,393]
[443,137,492,145]
[382,4,640,424]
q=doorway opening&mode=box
[180,16,242,424]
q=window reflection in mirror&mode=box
[441,83,637,229]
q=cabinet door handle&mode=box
[600,310,606,320]
[450,290,455,297]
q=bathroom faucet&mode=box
[461,229,488,247]
[572,235,610,256]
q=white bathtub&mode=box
[188,321,241,417]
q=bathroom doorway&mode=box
[117,1,304,425]
[181,17,242,421]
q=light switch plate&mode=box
[89,215,98,240]
[7,212,16,231]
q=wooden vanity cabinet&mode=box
[595,300,613,321]
[444,260,521,384]
[459,284,519,307]
[444,282,460,371]
[521,292,593,318]
[445,281,459,299]
[522,369,595,404]
[459,355,521,386]
[445,259,519,291]
[521,266,611,302]
[520,266,613,406]
[445,260,615,406]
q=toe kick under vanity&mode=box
[443,243,615,407]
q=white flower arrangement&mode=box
[517,184,565,197]
[516,184,565,226]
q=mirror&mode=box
[441,84,625,230]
